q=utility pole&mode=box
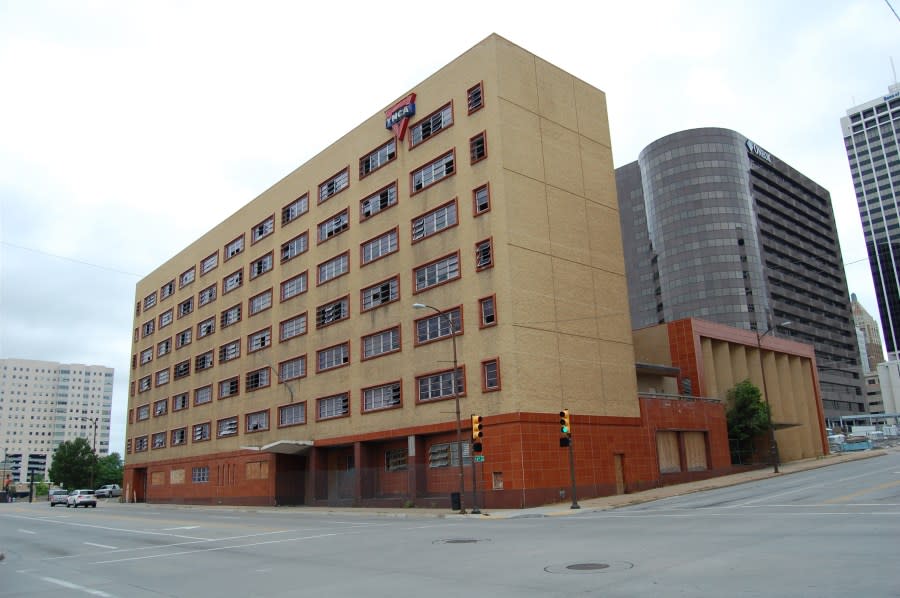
[80,416,99,488]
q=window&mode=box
[143,292,157,310]
[412,200,457,241]
[317,252,350,284]
[411,151,455,193]
[219,340,241,363]
[361,277,399,311]
[469,131,487,163]
[152,432,166,449]
[142,320,155,337]
[414,252,460,293]
[360,182,397,220]
[316,296,349,328]
[385,448,408,471]
[217,416,238,437]
[482,358,500,391]
[160,280,175,299]
[197,317,215,338]
[192,465,210,481]
[180,267,195,288]
[475,238,493,269]
[428,441,471,467]
[176,328,192,348]
[280,272,308,302]
[219,377,239,399]
[200,252,219,275]
[362,327,401,360]
[282,194,309,225]
[178,297,194,318]
[280,313,308,341]
[198,284,217,306]
[279,356,306,382]
[248,328,272,352]
[172,393,189,411]
[225,235,244,260]
[361,228,398,265]
[136,404,150,421]
[135,436,149,452]
[415,307,461,344]
[249,289,273,315]
[223,269,243,293]
[359,138,397,177]
[140,347,153,365]
[250,253,273,279]
[195,350,214,371]
[410,103,453,147]
[153,399,168,416]
[473,184,490,215]
[246,368,270,391]
[246,410,269,432]
[417,368,464,402]
[252,215,275,243]
[363,381,401,412]
[317,342,350,372]
[279,402,306,427]
[318,168,349,203]
[467,82,484,114]
[479,295,496,327]
[318,209,350,242]
[317,393,350,420]
[194,385,212,406]
[221,304,241,328]
[155,368,170,386]
[174,360,191,380]
[281,232,308,262]
[171,427,187,446]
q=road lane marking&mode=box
[1,514,206,540]
[18,529,36,534]
[84,542,118,549]
[40,576,116,597]
[160,526,200,530]
[825,479,900,504]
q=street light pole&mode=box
[414,303,466,514]
[755,321,791,474]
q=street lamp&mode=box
[413,302,466,514]
[80,416,99,489]
[755,321,791,473]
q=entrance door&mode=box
[275,454,306,505]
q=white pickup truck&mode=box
[95,484,122,498]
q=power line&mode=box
[885,0,900,23]
[1,241,143,278]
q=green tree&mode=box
[726,379,771,463]
[48,438,95,489]
[94,453,124,487]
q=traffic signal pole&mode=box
[470,414,483,514]
[560,409,579,509]
[567,437,580,509]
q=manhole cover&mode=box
[567,563,610,571]
[433,538,489,545]
[544,561,633,574]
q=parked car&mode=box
[95,484,122,498]
[67,489,97,508]
[49,488,69,507]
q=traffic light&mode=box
[560,409,571,435]
[471,415,484,441]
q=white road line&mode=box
[84,542,118,550]
[40,576,116,597]
[2,513,205,540]
[159,526,199,530]
[18,529,36,534]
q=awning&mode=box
[240,439,313,455]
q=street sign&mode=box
[474,455,485,462]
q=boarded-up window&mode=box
[657,431,681,474]
[245,461,270,480]
[150,471,165,486]
[684,431,708,471]
[170,468,185,484]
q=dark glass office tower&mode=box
[841,85,900,362]
[616,127,864,425]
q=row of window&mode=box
[134,298,496,395]
[137,82,486,319]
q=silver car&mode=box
[66,489,97,508]
[49,488,69,507]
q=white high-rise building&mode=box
[0,358,113,483]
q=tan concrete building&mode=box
[125,35,726,509]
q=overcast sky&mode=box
[1,1,897,455]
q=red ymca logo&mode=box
[385,93,416,141]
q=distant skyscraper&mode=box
[0,359,113,483]
[841,86,900,361]
[616,127,864,426]
[851,292,885,373]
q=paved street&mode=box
[2,449,898,597]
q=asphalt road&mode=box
[2,452,899,597]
